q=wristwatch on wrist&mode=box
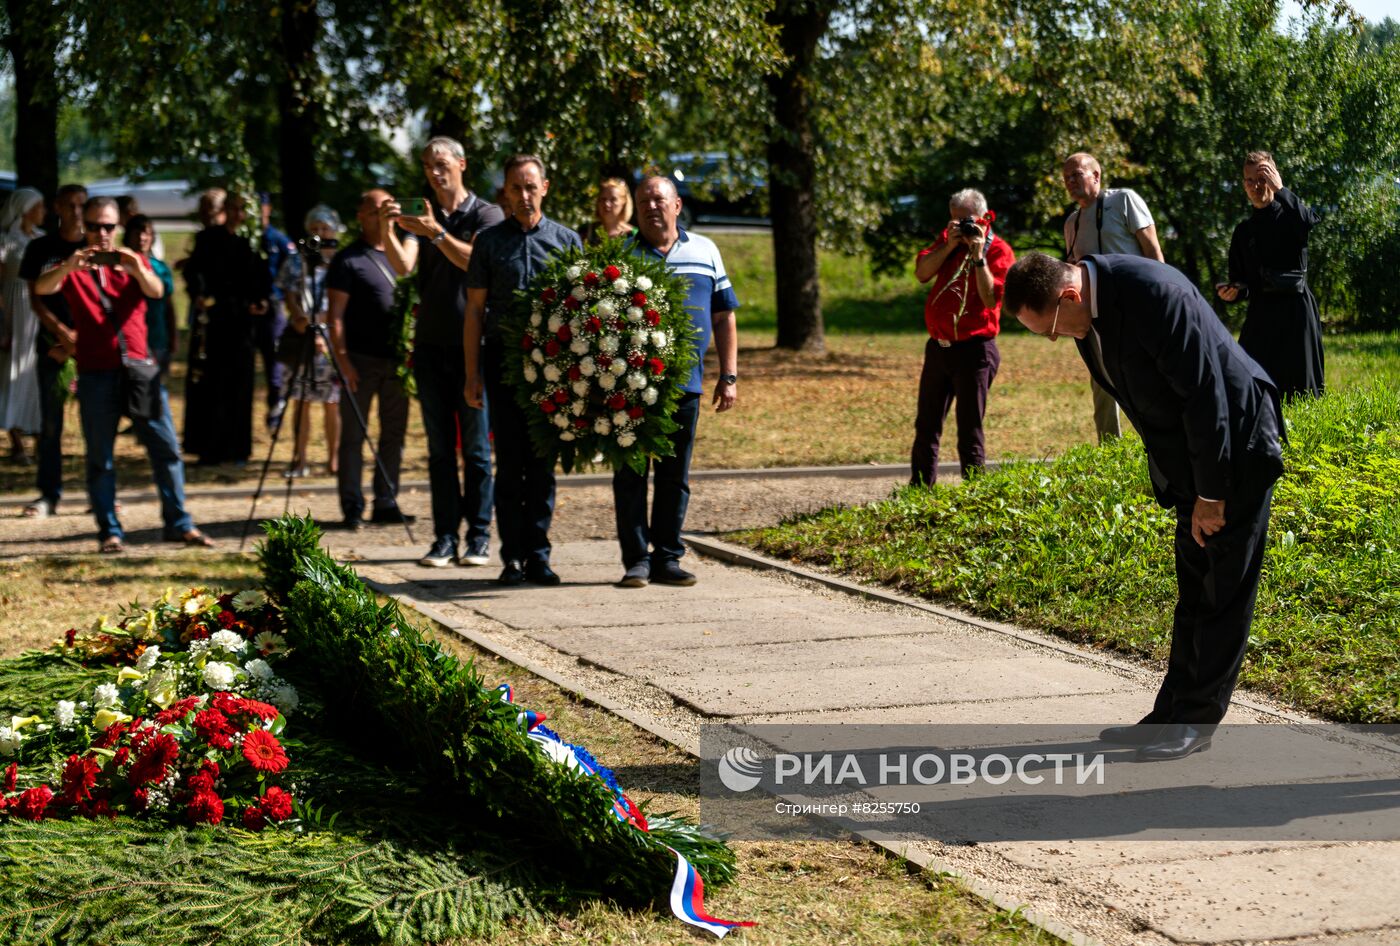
[972,257,987,268]
[431,229,447,246]
[719,373,738,385]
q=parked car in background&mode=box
[85,177,199,226]
[644,153,768,229]
[0,171,16,203]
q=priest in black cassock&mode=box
[1216,151,1325,399]
[183,194,271,465]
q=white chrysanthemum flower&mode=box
[244,658,275,681]
[571,380,590,397]
[593,417,611,435]
[530,348,545,364]
[612,277,630,294]
[529,312,542,327]
[625,306,643,323]
[612,411,629,427]
[609,359,627,377]
[93,683,120,708]
[231,590,266,611]
[650,331,667,348]
[598,373,618,391]
[596,299,616,318]
[553,413,569,428]
[543,364,561,383]
[617,431,637,448]
[635,275,652,292]
[547,313,563,332]
[210,630,247,655]
[569,338,589,356]
[202,661,238,691]
[570,284,588,301]
[570,399,587,416]
[567,264,583,281]
[600,335,620,354]
[270,684,299,714]
[523,363,539,383]
[578,357,596,376]
[560,431,576,442]
[626,371,647,390]
[136,645,162,672]
[0,726,20,757]
[630,332,648,349]
[643,386,659,405]
[183,594,213,615]
[55,700,76,729]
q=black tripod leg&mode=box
[238,324,317,551]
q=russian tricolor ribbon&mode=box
[667,846,756,938]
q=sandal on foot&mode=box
[173,529,216,549]
[99,535,124,554]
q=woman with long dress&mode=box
[1217,151,1325,398]
[0,187,46,462]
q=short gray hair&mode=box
[303,204,343,233]
[949,188,987,216]
[422,136,465,162]
[636,174,679,200]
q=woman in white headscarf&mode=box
[0,187,46,461]
[276,204,343,477]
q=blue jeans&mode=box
[413,343,493,547]
[77,370,194,541]
[613,393,701,568]
[483,337,554,564]
[36,354,66,506]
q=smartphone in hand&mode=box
[399,198,428,217]
[89,251,122,267]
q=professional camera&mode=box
[298,235,339,253]
[955,217,981,238]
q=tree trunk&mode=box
[277,0,322,237]
[765,1,830,353]
[4,0,60,200]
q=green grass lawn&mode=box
[740,380,1400,723]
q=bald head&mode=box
[358,188,393,244]
[1062,152,1103,206]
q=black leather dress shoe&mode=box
[524,561,561,586]
[1134,724,1213,762]
[1098,724,1166,746]
[497,561,527,586]
[371,507,417,524]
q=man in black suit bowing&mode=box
[1003,252,1284,761]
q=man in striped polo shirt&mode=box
[615,175,739,588]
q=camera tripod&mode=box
[238,247,416,549]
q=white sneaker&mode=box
[456,541,491,566]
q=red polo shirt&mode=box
[58,262,152,371]
[917,232,1015,342]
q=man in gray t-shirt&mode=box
[1062,152,1164,442]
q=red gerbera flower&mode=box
[188,789,224,825]
[260,785,294,822]
[242,805,267,831]
[237,699,280,723]
[13,785,53,821]
[194,708,235,750]
[602,264,621,281]
[242,729,289,773]
[155,696,202,726]
[3,761,16,793]
[113,746,130,766]
[60,754,101,804]
[218,610,236,629]
[128,733,180,787]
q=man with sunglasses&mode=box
[1002,252,1282,762]
[34,197,213,554]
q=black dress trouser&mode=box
[1149,484,1274,725]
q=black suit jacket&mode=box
[1077,255,1284,508]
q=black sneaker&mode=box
[652,561,697,586]
[618,563,650,588]
[419,536,457,568]
[371,507,417,524]
[457,538,491,566]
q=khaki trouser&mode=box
[1091,377,1122,442]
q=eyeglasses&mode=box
[84,222,117,233]
[1048,298,1062,340]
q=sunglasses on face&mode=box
[84,221,118,233]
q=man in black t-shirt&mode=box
[18,183,87,518]
[383,137,505,568]
[327,189,414,529]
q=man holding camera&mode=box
[1062,152,1164,442]
[384,136,505,568]
[33,197,211,553]
[910,188,1014,485]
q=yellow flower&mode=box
[116,667,145,684]
[9,715,42,731]
[92,709,132,730]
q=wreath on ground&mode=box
[501,237,699,474]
